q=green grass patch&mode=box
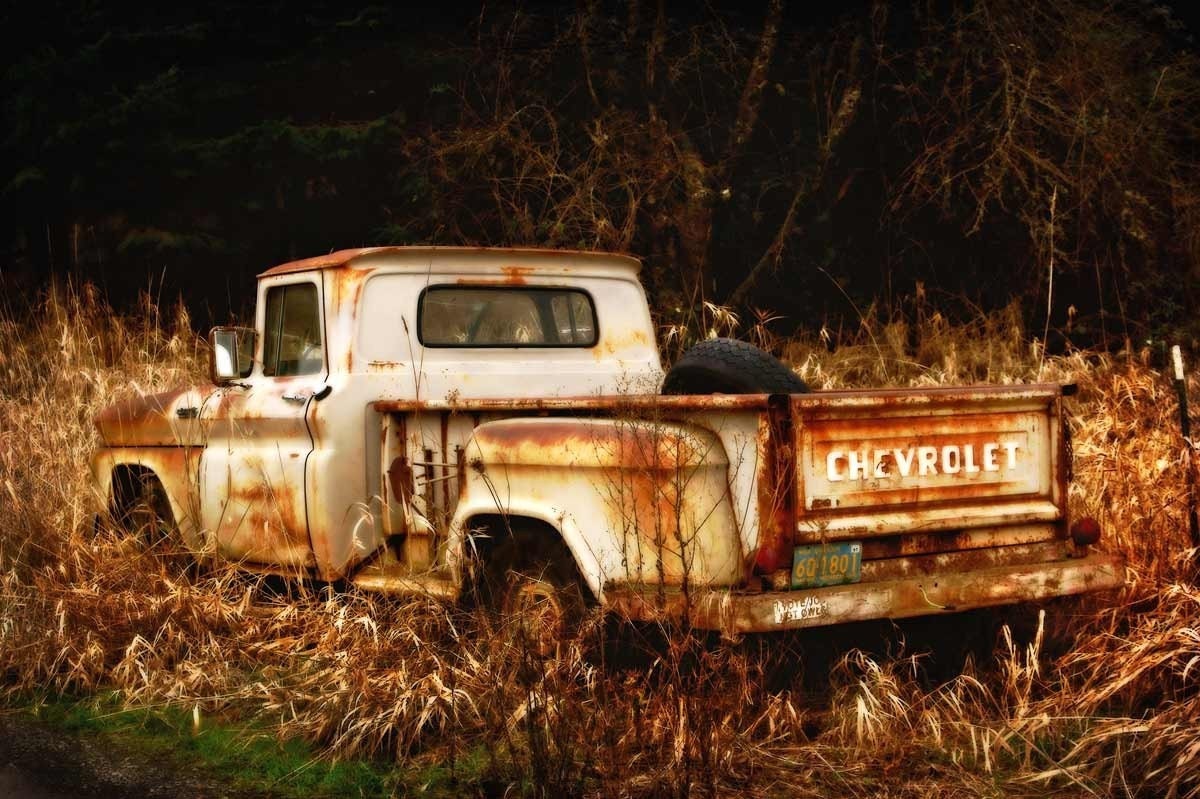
[19,692,390,797]
[5,692,547,797]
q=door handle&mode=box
[282,385,330,404]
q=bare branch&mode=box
[725,178,807,310]
[717,0,783,187]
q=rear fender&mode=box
[448,416,744,600]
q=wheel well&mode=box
[465,513,561,563]
[109,464,166,520]
[463,514,591,600]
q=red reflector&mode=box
[754,538,791,574]
[754,546,779,574]
[1070,516,1101,546]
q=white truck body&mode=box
[91,246,1124,634]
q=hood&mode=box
[94,385,217,447]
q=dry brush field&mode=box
[1,286,1197,797]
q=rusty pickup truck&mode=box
[91,246,1124,635]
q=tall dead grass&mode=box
[1,283,1196,797]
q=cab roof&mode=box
[258,246,642,278]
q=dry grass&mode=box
[1,283,1196,797]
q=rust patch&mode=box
[469,417,727,587]
[328,262,367,305]
[456,446,468,501]
[859,525,1056,560]
[259,246,641,278]
[472,418,717,472]
[259,247,385,277]
[500,265,532,284]
[375,386,1064,417]
[791,384,1061,409]
[391,453,420,511]
[593,327,652,360]
[374,394,774,415]
[601,462,687,583]
[212,452,310,569]
[1055,397,1071,537]
[274,482,305,538]
[96,387,188,426]
[329,267,370,374]
[95,386,214,447]
[605,550,1125,633]
[752,395,796,575]
[861,540,1067,582]
[232,483,275,504]
[453,278,526,287]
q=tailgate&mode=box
[793,385,1065,540]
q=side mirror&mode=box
[209,326,256,384]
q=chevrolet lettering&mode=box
[826,442,1021,481]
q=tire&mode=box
[662,337,809,395]
[111,471,193,572]
[481,527,588,657]
[113,471,176,547]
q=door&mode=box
[199,279,325,568]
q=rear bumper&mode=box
[607,551,1125,634]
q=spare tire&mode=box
[662,337,809,395]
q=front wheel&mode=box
[113,470,176,547]
[110,470,194,573]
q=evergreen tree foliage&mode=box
[2,1,1197,344]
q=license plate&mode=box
[791,542,862,589]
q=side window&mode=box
[262,283,323,376]
[419,287,598,347]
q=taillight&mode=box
[1070,516,1101,546]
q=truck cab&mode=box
[95,248,661,577]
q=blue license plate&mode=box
[791,542,862,589]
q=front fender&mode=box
[91,446,204,551]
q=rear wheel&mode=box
[481,526,588,657]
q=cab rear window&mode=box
[419,287,597,347]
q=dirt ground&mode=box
[0,712,272,799]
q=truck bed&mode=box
[372,384,1124,633]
